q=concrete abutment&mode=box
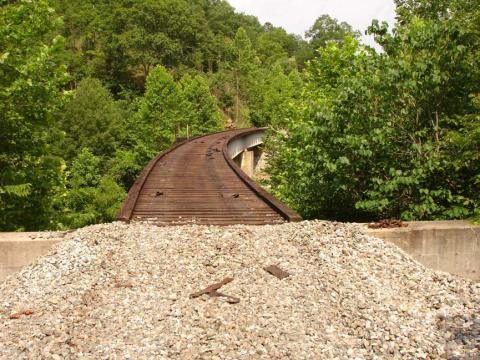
[366,221,480,281]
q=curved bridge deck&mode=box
[118,129,301,225]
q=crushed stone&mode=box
[0,221,478,359]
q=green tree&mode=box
[132,65,186,156]
[52,0,103,83]
[116,0,209,76]
[393,0,474,22]
[231,27,259,126]
[106,149,145,191]
[305,15,361,50]
[58,148,126,229]
[268,0,480,222]
[256,27,298,66]
[180,74,223,135]
[249,65,301,128]
[59,78,124,162]
[0,0,68,230]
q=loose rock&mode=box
[0,221,478,359]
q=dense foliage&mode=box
[2,0,336,230]
[1,0,477,230]
[267,0,480,222]
[0,0,68,230]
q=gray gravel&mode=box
[0,221,478,359]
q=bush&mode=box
[267,3,480,221]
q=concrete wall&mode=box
[234,148,265,178]
[240,149,255,178]
[253,148,267,174]
[0,233,62,282]
[366,221,480,281]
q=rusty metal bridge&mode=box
[117,128,301,225]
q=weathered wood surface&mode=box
[117,128,302,225]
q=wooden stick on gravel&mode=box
[190,277,234,299]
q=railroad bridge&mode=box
[117,128,302,225]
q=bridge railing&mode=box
[227,130,265,159]
[223,128,302,223]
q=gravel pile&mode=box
[0,221,478,359]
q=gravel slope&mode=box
[0,221,478,359]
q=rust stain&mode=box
[9,309,34,319]
[264,265,290,280]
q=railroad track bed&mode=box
[118,129,301,226]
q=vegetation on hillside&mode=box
[0,0,478,230]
